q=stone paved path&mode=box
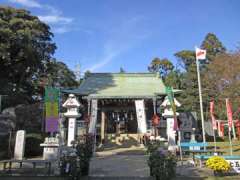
[87,153,216,180]
[89,155,150,178]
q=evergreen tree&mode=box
[175,33,226,119]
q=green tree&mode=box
[203,50,240,119]
[164,69,183,89]
[0,6,56,104]
[201,33,226,63]
[148,57,174,79]
[174,33,226,118]
[45,59,79,88]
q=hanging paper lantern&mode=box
[152,114,160,126]
[220,122,225,137]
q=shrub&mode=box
[75,133,94,176]
[25,133,44,157]
[147,140,176,180]
[206,156,231,174]
[60,152,80,180]
[0,134,9,159]
[148,150,177,180]
[145,138,165,154]
[60,133,94,179]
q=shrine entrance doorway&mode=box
[98,100,140,147]
[105,108,138,134]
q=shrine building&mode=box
[63,73,181,146]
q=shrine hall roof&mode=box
[63,73,181,99]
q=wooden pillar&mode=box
[152,98,158,136]
[153,98,156,114]
[87,99,91,116]
[101,111,106,144]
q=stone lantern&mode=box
[161,97,181,151]
[62,94,81,146]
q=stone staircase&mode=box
[96,133,146,156]
[82,177,154,180]
[105,133,140,147]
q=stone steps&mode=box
[105,133,140,146]
[82,176,154,180]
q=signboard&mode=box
[227,160,240,173]
[135,100,147,133]
[45,87,59,133]
[88,99,98,133]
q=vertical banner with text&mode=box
[135,100,147,134]
[88,99,98,133]
[45,87,60,133]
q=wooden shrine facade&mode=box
[63,73,180,145]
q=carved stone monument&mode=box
[63,94,81,146]
[14,130,26,160]
[40,137,59,160]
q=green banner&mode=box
[165,86,178,130]
[45,87,60,102]
[44,87,60,133]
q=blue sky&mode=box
[1,0,240,74]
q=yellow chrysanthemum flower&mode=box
[206,156,231,172]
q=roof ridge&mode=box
[88,72,158,77]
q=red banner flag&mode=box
[226,99,233,131]
[210,101,217,130]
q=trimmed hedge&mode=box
[25,133,44,157]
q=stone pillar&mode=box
[101,111,105,144]
[67,118,76,146]
[166,117,176,150]
[14,130,26,160]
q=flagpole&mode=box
[210,101,217,152]
[228,129,233,155]
[196,54,206,151]
[213,129,217,152]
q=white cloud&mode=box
[9,0,75,34]
[52,26,71,34]
[9,0,42,8]
[87,51,120,72]
[38,15,73,25]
